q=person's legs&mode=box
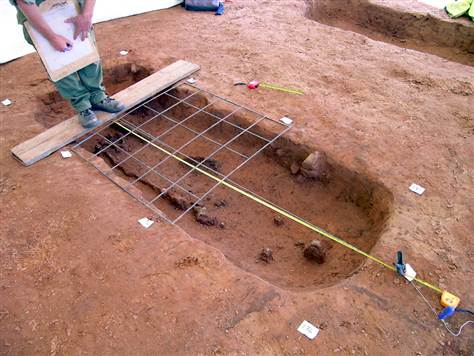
[78,31,124,113]
[53,74,100,128]
[77,58,125,113]
[76,61,106,106]
[53,71,94,112]
[19,20,100,128]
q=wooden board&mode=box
[11,60,200,166]
[25,0,100,82]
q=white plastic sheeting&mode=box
[417,0,450,9]
[0,0,182,63]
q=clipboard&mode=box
[24,0,100,82]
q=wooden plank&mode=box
[11,60,200,166]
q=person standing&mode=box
[10,0,125,128]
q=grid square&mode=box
[159,125,199,152]
[157,157,198,184]
[225,128,269,158]
[149,186,199,222]
[146,92,181,114]
[201,99,240,121]
[167,85,200,101]
[181,91,212,109]
[178,135,222,161]
[131,141,169,168]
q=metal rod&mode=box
[166,92,273,144]
[149,114,266,206]
[93,132,201,201]
[181,82,288,128]
[143,104,249,160]
[172,125,291,223]
[108,114,288,206]
[96,94,220,173]
[71,143,174,224]
[121,104,241,193]
[73,82,292,224]
[73,87,203,157]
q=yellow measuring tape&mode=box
[260,83,304,96]
[116,122,455,301]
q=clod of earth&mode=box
[193,206,218,226]
[185,156,221,172]
[259,248,274,263]
[303,239,332,264]
[294,240,305,249]
[273,215,284,226]
[162,189,194,211]
[290,161,300,175]
[301,151,331,182]
[214,199,227,208]
[175,256,199,268]
[94,134,119,153]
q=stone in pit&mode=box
[163,189,193,211]
[303,239,331,264]
[273,215,284,226]
[301,151,331,182]
[193,206,218,226]
[259,248,274,263]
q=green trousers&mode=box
[54,61,106,112]
[23,26,106,112]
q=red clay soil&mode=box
[78,88,393,291]
[1,0,473,354]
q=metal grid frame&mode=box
[72,82,291,224]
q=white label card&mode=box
[409,183,426,195]
[403,263,417,282]
[280,117,293,125]
[138,217,154,229]
[60,150,72,158]
[297,320,320,340]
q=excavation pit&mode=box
[307,0,474,66]
[74,83,394,290]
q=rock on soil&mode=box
[301,151,331,182]
[294,240,305,248]
[290,161,300,175]
[303,239,332,264]
[259,248,274,263]
[163,189,194,211]
[214,200,227,208]
[175,256,199,268]
[186,156,221,172]
[193,206,218,226]
[273,215,284,226]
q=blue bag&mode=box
[184,0,220,11]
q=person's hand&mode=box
[65,13,92,41]
[49,34,73,52]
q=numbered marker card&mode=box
[297,320,320,340]
[25,0,100,82]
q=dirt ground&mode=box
[1,0,473,355]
